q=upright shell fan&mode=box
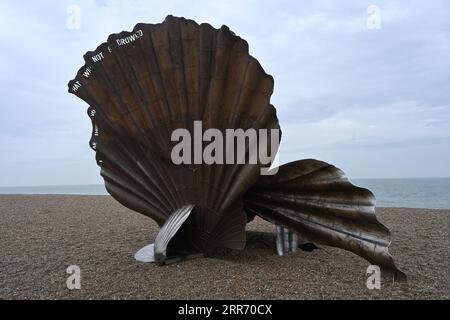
[68,15,405,280]
[68,15,279,264]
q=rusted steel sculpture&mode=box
[68,15,405,280]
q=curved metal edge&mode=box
[134,243,155,263]
[154,204,196,265]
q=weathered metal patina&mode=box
[68,15,405,281]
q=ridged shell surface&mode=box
[244,159,406,280]
[68,15,280,252]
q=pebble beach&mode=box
[0,195,448,299]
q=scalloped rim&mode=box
[68,14,279,163]
[68,15,274,94]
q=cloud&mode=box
[0,0,449,185]
[280,100,450,151]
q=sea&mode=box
[0,178,449,209]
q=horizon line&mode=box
[1,176,450,188]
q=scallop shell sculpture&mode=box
[68,15,405,280]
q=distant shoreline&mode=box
[1,178,450,209]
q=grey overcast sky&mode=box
[0,0,449,186]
